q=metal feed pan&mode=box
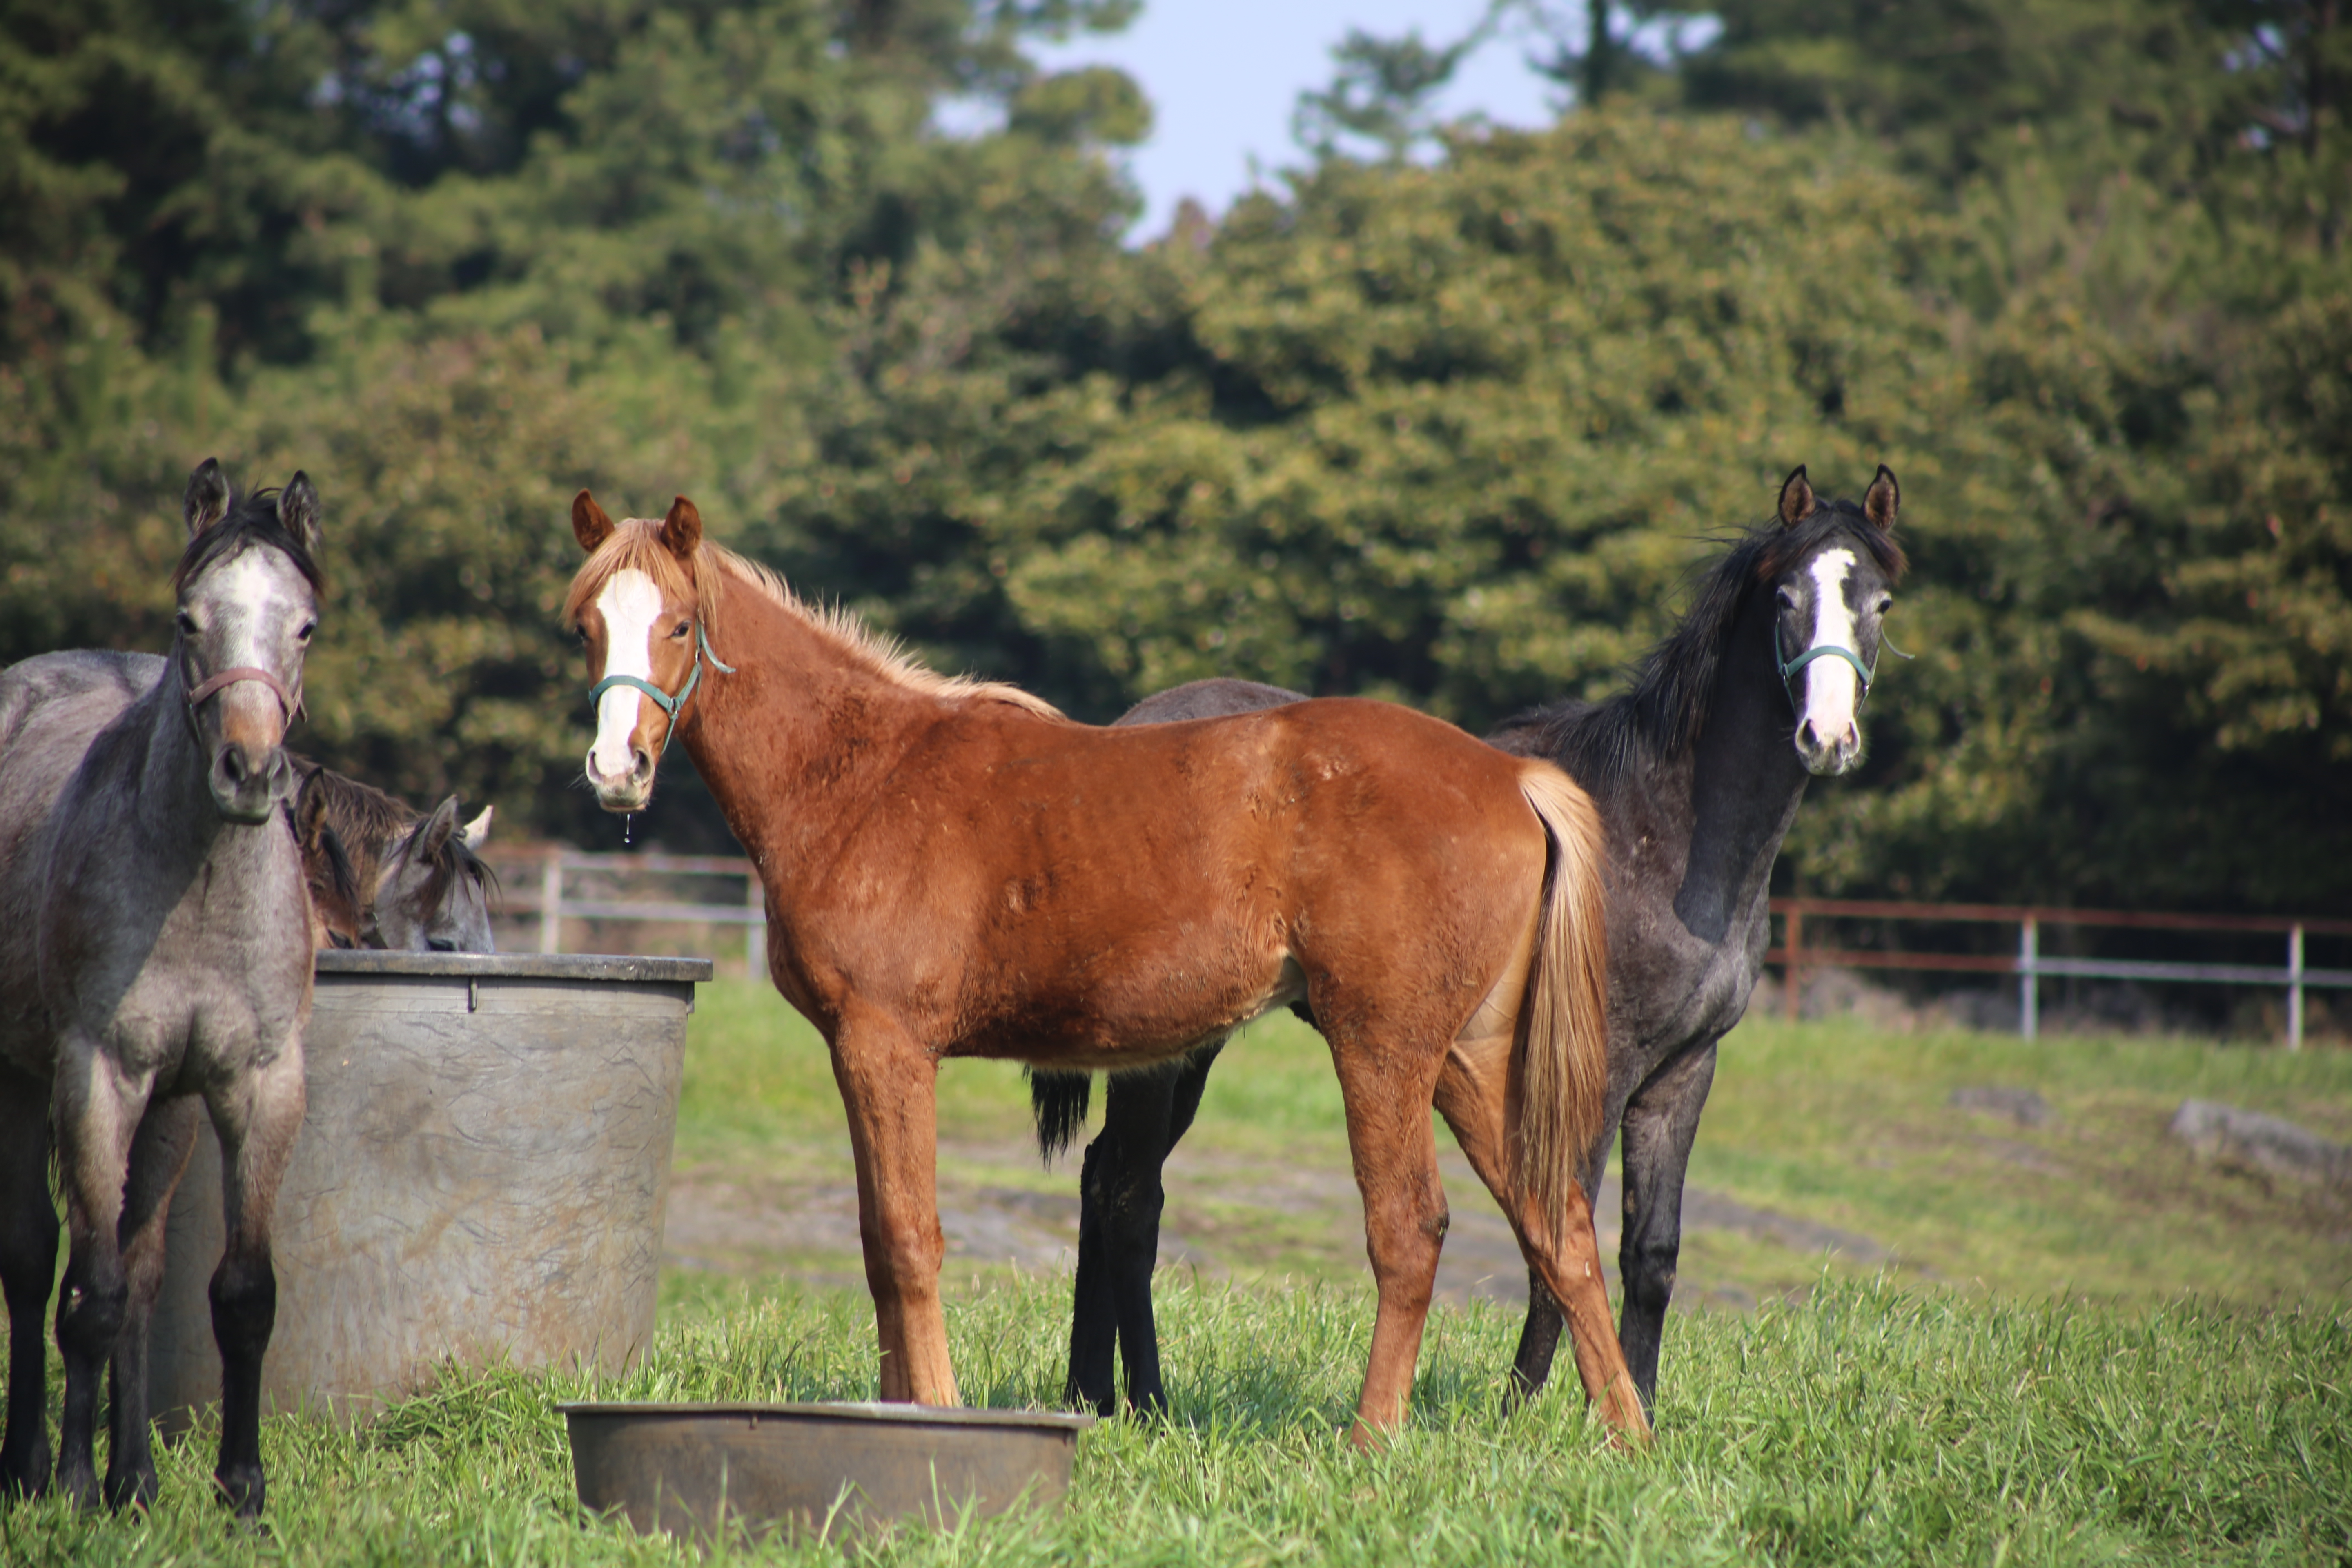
[560,1401,1093,1541]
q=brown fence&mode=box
[1770,898,2352,1048]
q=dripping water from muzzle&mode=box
[623,812,635,847]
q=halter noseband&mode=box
[589,620,736,760]
[1775,619,1909,713]
[181,653,303,744]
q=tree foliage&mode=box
[1,0,2345,909]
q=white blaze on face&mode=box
[590,569,665,780]
[194,549,309,734]
[1799,548,1862,749]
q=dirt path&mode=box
[662,1134,1889,1313]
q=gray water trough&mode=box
[559,1401,1093,1541]
[150,950,710,1430]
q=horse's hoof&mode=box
[105,1466,159,1512]
[214,1464,266,1518]
[56,1462,100,1512]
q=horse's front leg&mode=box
[103,1097,201,1511]
[1614,1040,1717,1414]
[0,1062,59,1499]
[829,1013,956,1405]
[49,1031,150,1509]
[206,1038,305,1518]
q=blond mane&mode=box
[564,518,1064,721]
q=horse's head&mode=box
[565,491,724,813]
[368,796,497,951]
[1759,466,1905,776]
[173,459,322,822]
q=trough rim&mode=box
[315,951,713,982]
[555,1400,1096,1433]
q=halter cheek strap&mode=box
[588,621,736,761]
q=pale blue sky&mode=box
[1026,2,1570,238]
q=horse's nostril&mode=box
[220,747,249,784]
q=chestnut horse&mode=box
[563,493,1648,1443]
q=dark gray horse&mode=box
[1038,465,1907,1419]
[0,461,321,1515]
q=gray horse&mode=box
[0,460,321,1516]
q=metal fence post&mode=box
[745,865,766,980]
[2288,923,2305,1051]
[2019,916,2038,1040]
[539,853,563,956]
[1784,904,1804,1022]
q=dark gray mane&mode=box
[172,485,324,596]
[1501,501,1907,793]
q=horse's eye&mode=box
[1775,588,1798,611]
[1875,596,1893,615]
[176,610,199,636]
[296,620,316,643]
[671,621,692,640]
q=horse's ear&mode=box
[185,458,232,538]
[278,472,322,553]
[416,795,460,858]
[659,496,702,561]
[572,490,616,552]
[1777,465,1815,528]
[461,803,493,850]
[293,775,332,851]
[1863,465,1900,532]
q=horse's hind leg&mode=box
[1433,1043,1648,1444]
[103,1098,200,1511]
[0,1063,58,1499]
[827,1012,956,1406]
[206,1040,305,1517]
[1327,1036,1450,1444]
[1068,1041,1224,1417]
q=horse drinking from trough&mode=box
[289,759,497,952]
[563,492,1649,1443]
[1039,465,1908,1420]
[0,461,322,1514]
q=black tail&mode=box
[1027,1069,1093,1163]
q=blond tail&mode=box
[1512,761,1611,1244]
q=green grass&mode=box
[5,1274,2346,1565]
[1697,1018,2352,1305]
[8,991,2350,1562]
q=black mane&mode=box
[1500,499,1906,793]
[172,485,325,596]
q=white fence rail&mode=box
[1771,898,2352,1049]
[488,856,2350,1048]
[487,851,765,967]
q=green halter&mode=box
[1776,621,1907,713]
[590,621,736,760]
